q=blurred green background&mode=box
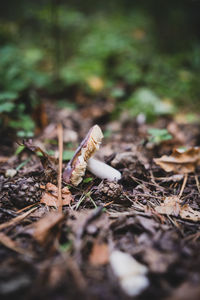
[0,0,200,136]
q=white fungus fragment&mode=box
[87,158,121,182]
[110,250,149,297]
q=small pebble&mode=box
[5,169,17,178]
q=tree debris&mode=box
[155,196,200,222]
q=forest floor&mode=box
[0,98,200,300]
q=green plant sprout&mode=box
[147,128,172,145]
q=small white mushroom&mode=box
[87,158,121,182]
[63,125,121,186]
[110,250,149,297]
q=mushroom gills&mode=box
[87,158,121,181]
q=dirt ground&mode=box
[0,99,200,300]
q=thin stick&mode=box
[195,174,200,194]
[0,206,37,231]
[103,201,114,207]
[16,203,39,214]
[0,232,30,255]
[57,123,63,213]
[179,173,188,199]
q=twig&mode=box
[103,201,114,207]
[57,123,63,213]
[179,173,188,199]
[0,206,38,231]
[16,203,39,214]
[0,232,32,256]
[195,174,200,194]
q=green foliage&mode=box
[57,8,200,109]
[0,45,50,134]
[9,114,35,137]
[83,177,93,183]
[56,99,77,110]
[62,150,75,161]
[147,128,172,145]
[0,3,200,133]
[124,88,175,122]
[15,145,25,155]
[60,12,153,89]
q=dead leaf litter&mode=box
[0,103,200,299]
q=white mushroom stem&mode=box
[87,158,121,181]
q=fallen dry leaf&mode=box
[89,242,109,266]
[155,196,200,222]
[33,212,64,245]
[155,196,180,217]
[0,156,9,163]
[40,183,73,207]
[180,204,200,222]
[154,147,200,173]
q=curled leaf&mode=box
[155,196,200,222]
[154,147,200,173]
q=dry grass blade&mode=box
[57,123,63,213]
[0,206,38,231]
[195,175,200,194]
[16,203,38,214]
[179,173,188,198]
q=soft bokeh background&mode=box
[0,0,200,137]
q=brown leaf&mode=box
[155,196,200,222]
[40,183,74,207]
[154,147,200,173]
[33,212,64,245]
[89,242,109,266]
[0,156,9,163]
[180,204,200,222]
[0,232,26,255]
[155,196,180,217]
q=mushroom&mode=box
[63,125,121,186]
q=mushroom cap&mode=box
[63,125,103,186]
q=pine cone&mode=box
[97,180,123,201]
[3,177,42,208]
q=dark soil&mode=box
[0,100,200,300]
